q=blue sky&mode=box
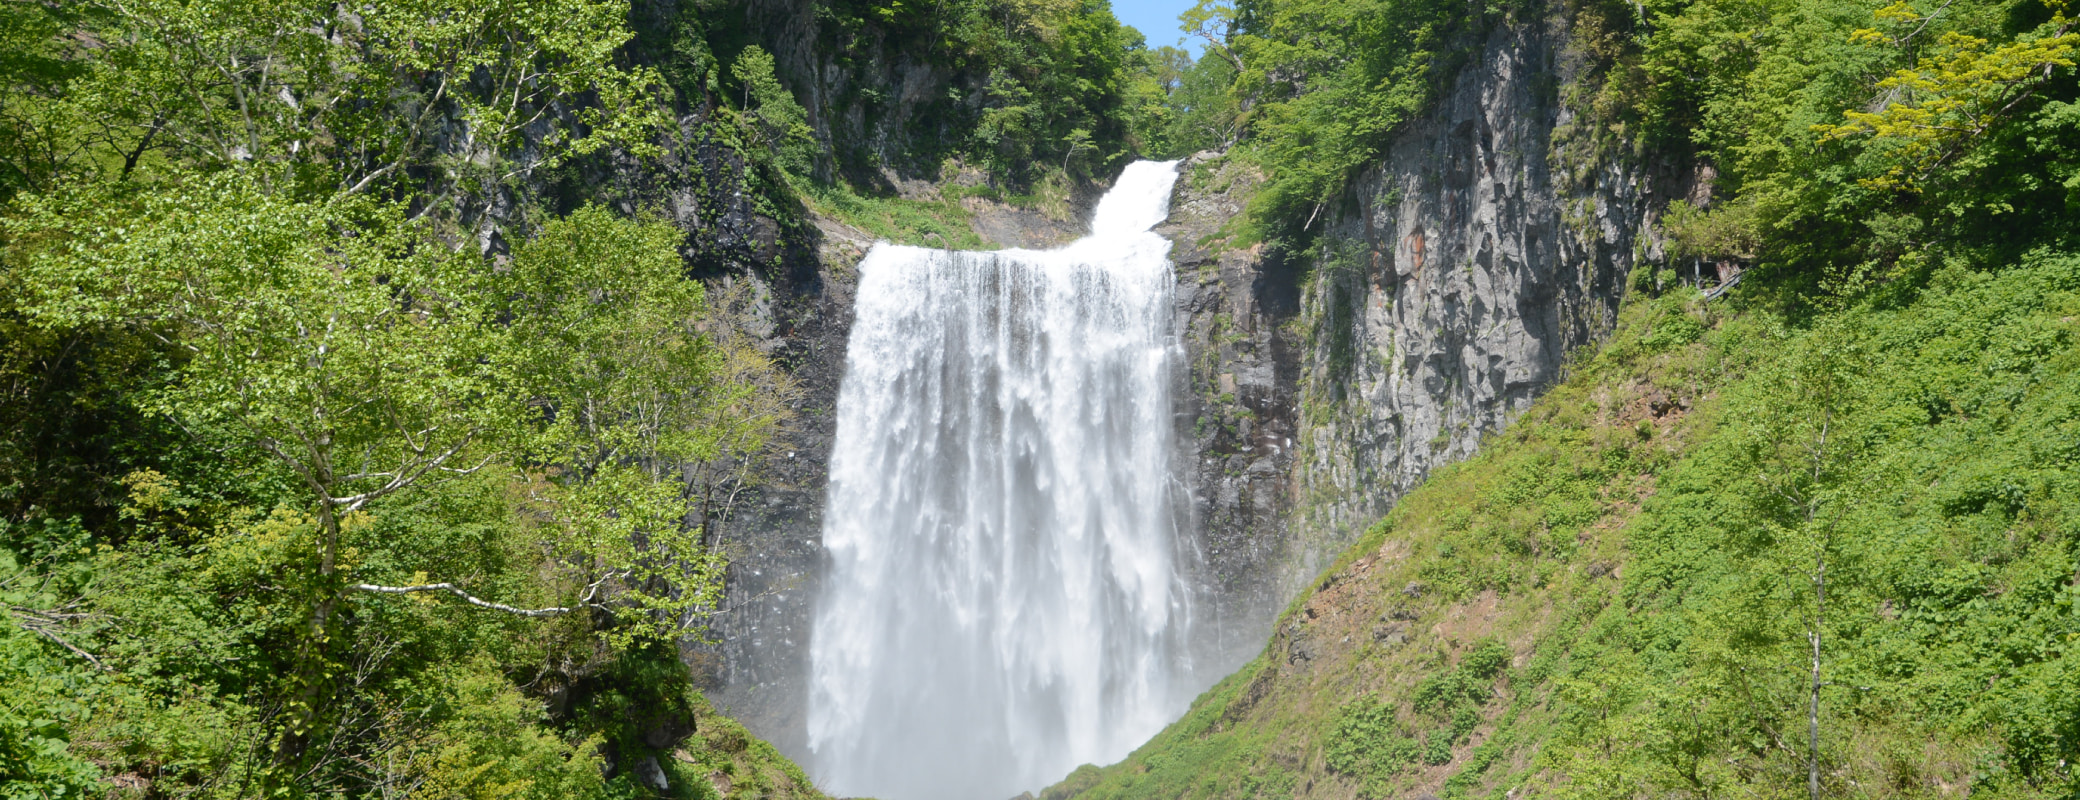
[1110,0,1203,56]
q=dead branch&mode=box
[350,571,615,618]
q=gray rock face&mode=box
[1158,154,1304,656]
[739,0,1030,185]
[1283,17,1680,585]
[1168,16,1690,611]
[693,218,866,763]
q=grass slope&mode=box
[1044,255,2080,800]
[668,693,829,800]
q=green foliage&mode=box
[1115,0,1493,237]
[1048,246,2080,799]
[1662,199,1763,262]
[500,206,780,646]
[800,0,1148,182]
[799,181,997,250]
[1321,638,1508,795]
[1229,0,1489,238]
[413,660,609,800]
[11,0,666,201]
[1620,0,2080,297]
[1814,0,2079,193]
[1325,699,1420,794]
[945,0,1144,178]
[1560,251,2080,799]
[0,2,86,202]
[1127,43,1245,158]
[1412,638,1510,714]
[666,691,832,800]
[0,185,789,789]
[0,552,106,799]
[0,0,816,795]
[731,46,818,179]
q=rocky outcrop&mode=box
[1165,15,1691,617]
[689,215,866,762]
[1158,155,1305,656]
[1290,18,1682,586]
[743,0,966,181]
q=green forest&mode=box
[0,1,815,796]
[2,0,2077,797]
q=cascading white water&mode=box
[808,161,1195,800]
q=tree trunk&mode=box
[278,500,343,769]
[1808,557,1825,800]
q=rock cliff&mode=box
[1170,15,1692,621]
[1158,155,1305,661]
[1285,15,1674,581]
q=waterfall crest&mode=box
[808,161,1194,800]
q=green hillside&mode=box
[1048,252,2080,799]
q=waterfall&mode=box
[808,161,1196,800]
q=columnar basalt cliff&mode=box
[1147,14,1701,649]
[1284,16,1670,582]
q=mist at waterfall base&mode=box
[808,161,1206,800]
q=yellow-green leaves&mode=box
[10,180,507,521]
[1817,0,2079,191]
[10,164,785,654]
[405,659,608,800]
[1661,199,1763,262]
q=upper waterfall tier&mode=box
[1089,160,1188,237]
[807,161,1193,800]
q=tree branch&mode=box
[10,606,112,671]
[350,582,573,617]
[351,570,616,618]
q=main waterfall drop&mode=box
[809,161,1197,800]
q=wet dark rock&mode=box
[636,756,671,792]
[1159,154,1302,665]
